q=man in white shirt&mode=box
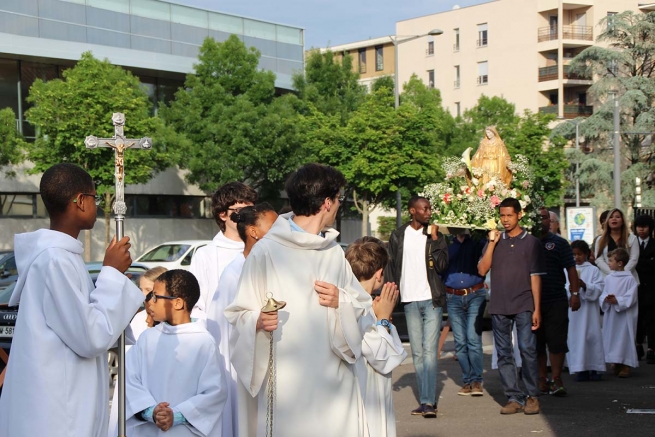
[190,182,257,316]
[387,196,448,418]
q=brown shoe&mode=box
[500,401,524,415]
[524,397,540,415]
[618,365,631,378]
[458,384,472,396]
[471,381,484,396]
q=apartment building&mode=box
[396,0,652,118]
[319,36,396,90]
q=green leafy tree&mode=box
[162,36,308,199]
[559,10,655,209]
[292,50,367,124]
[0,108,26,176]
[308,77,448,236]
[25,52,182,244]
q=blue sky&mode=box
[175,0,485,48]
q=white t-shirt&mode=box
[400,226,432,303]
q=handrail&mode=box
[538,25,593,42]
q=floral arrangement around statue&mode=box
[422,126,543,232]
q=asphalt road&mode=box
[393,331,655,437]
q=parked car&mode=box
[135,240,211,271]
[0,252,17,292]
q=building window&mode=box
[358,48,367,74]
[427,41,434,56]
[428,70,435,89]
[0,194,47,218]
[477,23,488,47]
[477,61,488,84]
[454,65,460,88]
[375,46,384,71]
[608,59,619,76]
[607,12,617,31]
[454,28,460,51]
[455,102,461,118]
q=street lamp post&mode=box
[611,91,621,210]
[560,118,583,207]
[391,29,443,227]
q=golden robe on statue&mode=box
[471,126,513,187]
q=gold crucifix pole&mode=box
[84,113,152,437]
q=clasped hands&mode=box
[257,281,341,333]
[152,402,173,432]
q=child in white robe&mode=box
[206,204,278,437]
[109,267,167,437]
[566,240,605,381]
[345,238,408,437]
[126,269,227,437]
[0,163,144,437]
[600,248,639,378]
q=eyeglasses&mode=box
[81,193,102,206]
[146,291,178,303]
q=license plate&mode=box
[0,326,14,337]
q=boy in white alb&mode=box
[126,269,227,436]
[190,182,257,316]
[566,240,605,381]
[600,248,639,378]
[345,238,408,437]
[0,163,144,437]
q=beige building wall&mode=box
[319,37,396,90]
[396,0,648,118]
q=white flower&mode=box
[519,200,527,209]
[472,177,479,186]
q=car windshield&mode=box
[138,244,191,262]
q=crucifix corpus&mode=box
[84,112,152,437]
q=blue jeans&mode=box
[492,312,540,405]
[404,299,443,406]
[447,289,487,385]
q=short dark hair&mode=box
[599,210,610,225]
[211,182,258,232]
[571,239,591,257]
[40,163,94,215]
[608,247,630,266]
[345,239,389,281]
[155,269,200,311]
[408,196,428,211]
[285,164,346,217]
[230,202,277,242]
[634,214,655,233]
[499,197,521,213]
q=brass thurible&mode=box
[261,292,285,437]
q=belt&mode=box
[446,282,485,296]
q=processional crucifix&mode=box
[84,113,152,437]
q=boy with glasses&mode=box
[126,269,227,436]
[0,163,144,437]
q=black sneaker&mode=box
[647,350,655,365]
[422,404,437,418]
[411,405,425,415]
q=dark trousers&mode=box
[636,299,655,350]
[492,312,540,404]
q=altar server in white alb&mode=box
[345,238,408,437]
[190,182,257,316]
[0,163,144,437]
[566,240,606,381]
[126,269,227,436]
[206,204,278,437]
[600,248,639,378]
[225,164,373,437]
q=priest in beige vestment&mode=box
[225,164,373,437]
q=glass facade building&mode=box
[0,0,304,136]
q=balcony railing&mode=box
[454,79,460,89]
[477,38,488,47]
[453,43,460,52]
[538,65,592,81]
[538,25,593,42]
[359,63,366,74]
[477,75,488,85]
[539,104,593,118]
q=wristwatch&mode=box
[571,292,579,297]
[377,319,392,332]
